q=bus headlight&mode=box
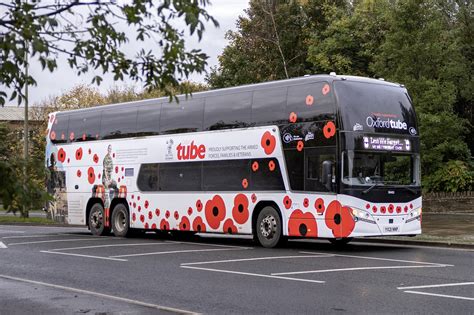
[351,208,375,224]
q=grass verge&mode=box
[0,216,56,225]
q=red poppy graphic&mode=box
[388,204,394,214]
[93,154,99,164]
[288,210,318,237]
[283,195,292,209]
[260,131,276,155]
[155,208,160,217]
[137,196,141,201]
[87,167,95,184]
[242,178,249,189]
[396,206,402,214]
[115,166,119,173]
[131,195,134,199]
[174,211,179,220]
[192,217,206,233]
[144,200,149,209]
[57,148,66,163]
[113,153,116,158]
[268,160,276,171]
[144,222,149,229]
[303,198,309,208]
[306,95,314,106]
[133,202,136,208]
[314,198,325,215]
[232,194,249,224]
[132,213,136,222]
[160,219,169,230]
[410,203,413,209]
[67,158,70,163]
[187,207,193,216]
[322,84,331,95]
[69,132,75,141]
[61,133,65,140]
[366,203,370,210]
[404,206,408,213]
[205,195,226,230]
[75,148,83,160]
[138,205,141,212]
[165,210,170,219]
[50,131,56,140]
[140,214,145,223]
[148,211,153,220]
[372,206,378,213]
[82,133,86,141]
[77,170,82,178]
[251,193,257,203]
[179,216,191,231]
[252,161,259,172]
[289,112,297,123]
[88,148,91,155]
[151,223,157,229]
[323,121,336,139]
[196,200,203,212]
[223,219,238,234]
[98,173,101,179]
[380,206,387,214]
[296,140,304,152]
[325,200,355,238]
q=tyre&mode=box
[255,206,284,248]
[89,203,109,236]
[111,203,130,237]
[329,237,353,246]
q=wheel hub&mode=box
[260,215,276,239]
[91,211,103,229]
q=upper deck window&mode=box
[204,92,252,130]
[335,81,417,135]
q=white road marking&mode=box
[181,265,325,284]
[40,250,128,262]
[271,265,447,276]
[2,234,62,239]
[8,238,111,246]
[181,254,335,266]
[166,240,252,249]
[111,247,248,258]
[0,229,25,234]
[0,274,198,314]
[403,290,474,301]
[299,251,453,266]
[398,282,474,290]
[49,242,175,252]
[0,241,7,248]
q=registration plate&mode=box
[384,226,400,233]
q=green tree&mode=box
[0,0,218,106]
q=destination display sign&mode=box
[361,136,411,152]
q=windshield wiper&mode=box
[362,183,382,194]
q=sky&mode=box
[9,1,250,106]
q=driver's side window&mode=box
[305,149,336,192]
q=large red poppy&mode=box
[232,193,249,224]
[260,131,276,155]
[192,217,206,233]
[323,121,336,139]
[75,147,83,160]
[223,219,238,234]
[314,198,325,215]
[288,210,318,237]
[57,148,66,163]
[283,195,292,209]
[179,216,191,231]
[160,219,170,230]
[325,200,355,238]
[205,195,226,229]
[87,167,95,184]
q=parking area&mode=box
[1,225,473,314]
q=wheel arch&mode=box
[251,200,283,236]
[86,198,104,228]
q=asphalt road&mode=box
[0,225,473,314]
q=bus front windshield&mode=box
[343,151,420,187]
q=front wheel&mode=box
[111,203,130,237]
[329,237,353,246]
[89,203,110,236]
[255,206,284,248]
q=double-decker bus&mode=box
[45,74,421,247]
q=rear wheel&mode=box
[89,203,109,236]
[111,203,130,237]
[255,206,284,248]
